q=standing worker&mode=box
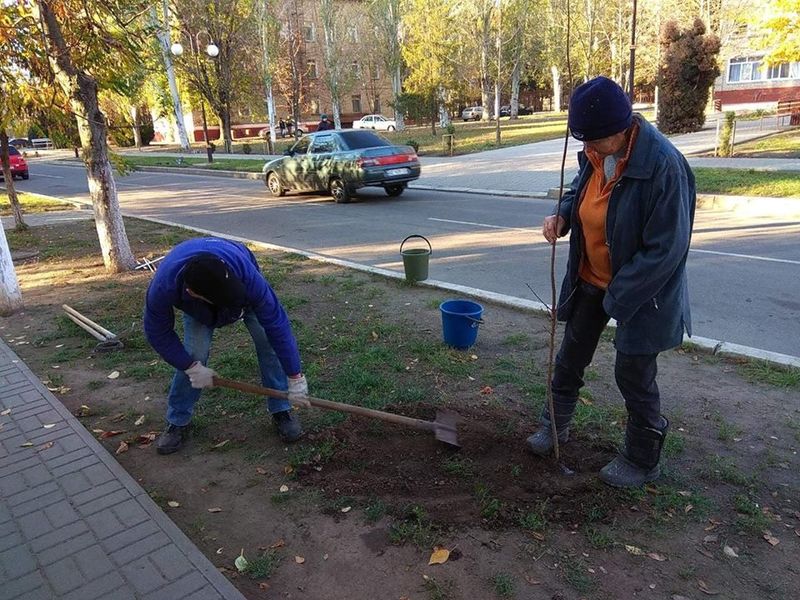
[144,237,309,455]
[526,76,696,487]
[316,113,334,131]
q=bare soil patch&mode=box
[4,216,800,600]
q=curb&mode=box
[21,187,800,371]
[409,184,548,199]
[134,165,264,181]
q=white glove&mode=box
[287,374,310,408]
[185,362,215,389]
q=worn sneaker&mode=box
[156,423,190,455]
[273,410,303,443]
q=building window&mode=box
[347,25,359,43]
[307,60,318,78]
[303,23,315,42]
[373,97,381,113]
[370,64,380,80]
[352,95,362,113]
[727,56,800,83]
[351,60,361,78]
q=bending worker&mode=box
[526,76,696,487]
[144,237,309,455]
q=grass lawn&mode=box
[693,167,800,197]
[0,190,73,215]
[732,129,800,158]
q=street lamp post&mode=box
[171,32,219,163]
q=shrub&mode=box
[445,123,455,135]
[242,143,252,155]
[657,18,721,134]
[405,139,420,152]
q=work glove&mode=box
[185,361,215,389]
[287,374,311,408]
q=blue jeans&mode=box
[166,310,291,426]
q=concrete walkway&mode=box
[0,339,245,600]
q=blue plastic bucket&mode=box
[440,300,484,349]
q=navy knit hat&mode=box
[568,76,632,141]
[183,256,247,307]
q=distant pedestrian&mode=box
[316,114,334,131]
[279,119,286,138]
[144,237,310,455]
[286,117,294,137]
[526,76,697,488]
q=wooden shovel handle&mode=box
[212,376,435,432]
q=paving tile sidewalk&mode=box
[0,339,245,600]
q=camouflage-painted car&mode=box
[262,130,421,204]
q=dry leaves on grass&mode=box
[295,555,305,564]
[268,539,285,549]
[697,579,719,595]
[207,507,223,513]
[723,545,739,558]
[134,415,146,426]
[428,546,450,565]
[37,441,54,452]
[167,501,180,508]
[1,408,12,416]
[279,484,289,493]
[763,531,780,546]
[255,467,268,475]
[212,439,230,449]
[107,370,120,379]
[115,441,129,455]
[99,430,126,439]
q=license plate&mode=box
[386,168,409,177]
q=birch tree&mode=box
[319,0,349,129]
[154,0,191,151]
[257,0,280,150]
[369,0,405,130]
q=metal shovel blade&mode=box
[433,409,461,448]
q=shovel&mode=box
[212,376,460,448]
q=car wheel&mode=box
[266,172,285,197]
[330,178,351,204]
[21,171,29,180]
[387,126,395,132]
[384,184,405,197]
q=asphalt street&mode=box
[12,160,800,357]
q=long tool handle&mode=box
[62,304,117,340]
[64,313,108,341]
[213,376,435,432]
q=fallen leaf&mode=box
[647,552,667,561]
[470,354,478,360]
[531,531,545,541]
[207,507,223,513]
[76,405,91,417]
[340,506,352,513]
[295,555,305,564]
[20,442,34,447]
[100,430,126,439]
[110,413,126,423]
[479,386,493,396]
[167,501,181,508]
[284,465,294,475]
[697,579,719,595]
[279,484,289,493]
[579,396,593,405]
[371,331,378,340]
[625,544,644,556]
[37,441,55,452]
[723,545,739,558]
[115,441,129,455]
[216,547,223,555]
[269,539,285,549]
[696,547,714,559]
[524,575,541,585]
[255,467,268,475]
[258,582,269,590]
[55,344,64,348]
[43,423,56,429]
[677,490,691,497]
[134,415,145,426]
[704,518,722,531]
[428,546,450,565]
[685,504,694,514]
[323,553,329,560]
[0,408,11,416]
[107,371,120,379]
[235,549,248,572]
[212,439,230,449]
[763,532,779,546]
[703,534,718,544]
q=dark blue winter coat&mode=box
[556,115,696,354]
[143,237,302,374]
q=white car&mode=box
[352,114,397,131]
[461,106,484,121]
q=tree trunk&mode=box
[510,57,521,119]
[480,11,492,121]
[221,107,233,153]
[332,97,342,129]
[266,83,277,150]
[551,65,561,112]
[438,85,450,129]
[0,219,23,316]
[392,65,405,131]
[0,133,27,231]
[130,106,142,149]
[154,2,191,151]
[34,0,136,273]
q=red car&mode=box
[1,145,29,180]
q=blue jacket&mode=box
[143,238,302,374]
[556,116,696,354]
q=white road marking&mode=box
[428,217,533,232]
[690,248,800,265]
[27,173,63,179]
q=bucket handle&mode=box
[400,234,432,255]
[465,315,484,326]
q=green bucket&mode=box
[400,234,432,282]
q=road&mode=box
[13,161,800,357]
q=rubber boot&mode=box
[526,396,576,456]
[600,416,669,488]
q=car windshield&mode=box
[8,146,20,156]
[337,130,391,149]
